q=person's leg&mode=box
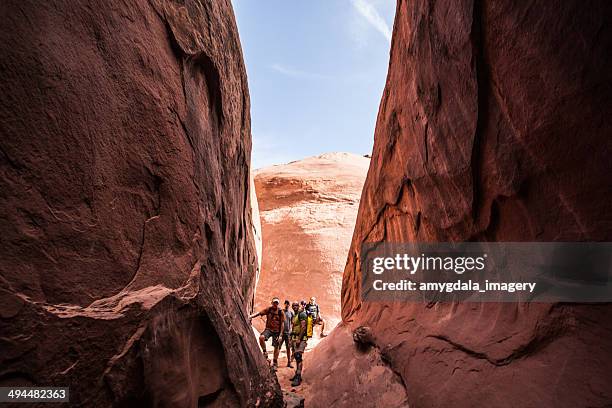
[272,333,281,367]
[320,318,326,336]
[261,330,272,358]
[294,356,302,379]
[289,339,297,380]
[285,334,293,366]
[293,352,302,379]
[291,340,307,386]
[279,334,286,360]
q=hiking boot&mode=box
[320,332,327,338]
[291,374,302,387]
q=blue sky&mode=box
[231,0,395,169]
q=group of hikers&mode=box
[249,296,326,387]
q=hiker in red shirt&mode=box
[249,297,285,369]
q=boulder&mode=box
[301,325,409,408]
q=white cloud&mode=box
[350,0,392,43]
[270,64,330,80]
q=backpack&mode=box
[305,303,319,320]
[306,315,314,338]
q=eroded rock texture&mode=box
[253,153,369,332]
[0,0,280,406]
[307,1,612,407]
[302,326,409,408]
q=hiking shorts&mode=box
[280,333,291,348]
[262,329,280,347]
[291,338,307,353]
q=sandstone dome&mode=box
[252,152,369,332]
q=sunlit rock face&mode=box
[0,0,281,406]
[306,1,612,407]
[253,153,369,332]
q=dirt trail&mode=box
[260,334,325,407]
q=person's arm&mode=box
[297,317,306,344]
[249,308,266,320]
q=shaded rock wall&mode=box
[250,173,263,308]
[0,0,280,406]
[253,153,369,332]
[307,0,612,407]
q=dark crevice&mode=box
[133,218,148,276]
[157,9,201,191]
[385,110,401,155]
[483,198,500,240]
[165,20,185,61]
[144,169,163,216]
[179,63,188,109]
[171,106,196,153]
[155,5,188,109]
[220,205,227,242]
[423,121,429,167]
[470,0,489,226]
[241,84,249,136]
[204,222,214,244]
[414,211,422,234]
[192,52,224,132]
[198,388,223,406]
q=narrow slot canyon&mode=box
[250,153,372,405]
[1,0,611,407]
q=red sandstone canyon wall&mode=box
[306,1,612,407]
[0,0,280,406]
